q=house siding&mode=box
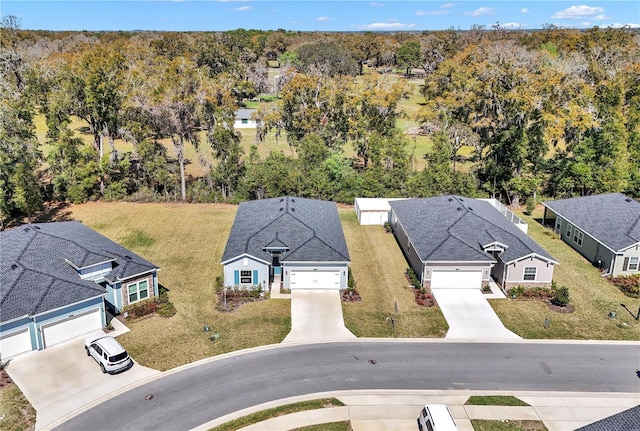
[503,256,554,289]
[390,212,424,283]
[282,262,349,289]
[121,272,156,308]
[223,256,269,291]
[612,245,640,276]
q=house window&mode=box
[573,229,584,246]
[128,280,149,304]
[240,270,253,284]
[523,267,537,281]
[629,257,639,271]
[241,119,248,124]
[555,219,561,232]
[566,223,573,238]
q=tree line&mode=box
[1,16,638,227]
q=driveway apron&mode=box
[432,289,520,339]
[283,290,355,343]
[5,331,160,430]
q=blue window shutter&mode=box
[234,270,239,285]
[253,270,258,284]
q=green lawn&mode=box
[340,209,449,338]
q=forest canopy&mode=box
[1,17,639,227]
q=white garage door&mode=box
[431,270,483,289]
[41,308,102,348]
[290,270,341,290]
[0,327,32,358]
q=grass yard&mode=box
[0,380,36,431]
[62,202,290,371]
[339,209,448,338]
[471,420,548,431]
[490,206,640,341]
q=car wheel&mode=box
[85,346,90,356]
[100,363,106,374]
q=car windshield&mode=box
[110,352,128,362]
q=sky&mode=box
[2,1,639,32]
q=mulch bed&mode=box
[342,289,362,302]
[414,289,437,307]
[216,289,265,312]
[544,301,575,313]
[0,369,13,388]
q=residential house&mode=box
[542,193,640,276]
[389,196,557,290]
[234,109,259,129]
[221,196,350,291]
[0,221,160,359]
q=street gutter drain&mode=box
[145,394,154,400]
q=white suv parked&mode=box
[85,335,133,374]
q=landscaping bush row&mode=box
[215,285,265,312]
[610,274,640,297]
[508,282,570,307]
[122,292,176,320]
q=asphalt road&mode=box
[56,341,640,431]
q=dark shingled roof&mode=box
[1,221,159,323]
[575,405,640,431]
[389,196,556,264]
[221,196,350,264]
[543,193,640,252]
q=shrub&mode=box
[551,285,570,307]
[405,267,421,288]
[508,285,525,298]
[383,221,392,233]
[610,274,640,297]
[122,291,176,319]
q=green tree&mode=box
[396,41,422,76]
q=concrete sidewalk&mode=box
[197,390,640,431]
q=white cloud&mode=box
[370,2,384,7]
[441,2,456,8]
[358,22,417,30]
[502,22,524,29]
[234,6,252,11]
[465,7,495,17]
[593,14,610,21]
[416,10,427,16]
[317,16,331,22]
[521,8,530,14]
[552,5,604,20]
[609,22,640,28]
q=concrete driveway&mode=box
[432,289,520,339]
[5,330,160,430]
[283,290,355,343]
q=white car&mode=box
[85,335,133,374]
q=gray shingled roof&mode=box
[575,405,640,431]
[1,221,159,323]
[235,109,255,120]
[221,196,350,264]
[389,196,556,264]
[543,193,640,252]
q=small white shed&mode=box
[354,198,408,225]
[234,109,259,129]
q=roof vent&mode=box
[34,226,40,230]
[625,198,632,202]
[291,207,295,212]
[124,255,133,260]
[24,227,30,232]
[448,197,453,202]
[457,207,462,211]
[11,264,18,270]
[280,198,284,202]
[468,207,474,211]
[279,207,284,211]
